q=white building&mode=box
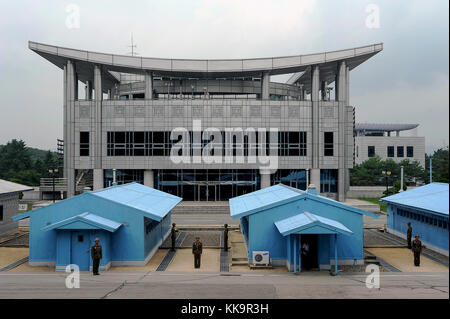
[0,179,33,235]
[354,123,425,167]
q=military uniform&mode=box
[192,240,203,268]
[91,243,102,275]
[171,225,178,251]
[412,237,422,266]
[223,225,229,252]
[407,225,412,249]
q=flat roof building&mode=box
[355,123,425,167]
[13,183,182,270]
[381,183,449,256]
[30,41,383,202]
[229,184,377,272]
[0,179,33,235]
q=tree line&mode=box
[0,139,61,186]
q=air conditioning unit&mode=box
[252,251,270,265]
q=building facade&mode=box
[229,184,377,272]
[381,183,449,256]
[13,183,182,270]
[0,179,33,235]
[355,123,425,167]
[30,41,383,202]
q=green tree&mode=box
[425,146,449,183]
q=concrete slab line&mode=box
[0,256,28,272]
[156,232,187,271]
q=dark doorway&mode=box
[301,234,318,270]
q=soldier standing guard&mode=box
[192,237,203,268]
[171,223,178,251]
[223,224,229,252]
[91,238,102,275]
[412,235,422,267]
[406,222,412,249]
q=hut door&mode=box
[71,231,90,270]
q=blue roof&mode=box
[229,184,377,219]
[274,212,353,236]
[381,183,449,216]
[13,182,182,222]
[88,182,182,221]
[41,212,122,232]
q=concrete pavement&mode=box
[0,271,447,299]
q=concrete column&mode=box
[337,61,346,202]
[310,168,320,195]
[66,60,76,198]
[145,71,153,100]
[94,65,102,170]
[144,170,154,188]
[107,89,111,100]
[93,169,104,190]
[261,72,270,99]
[311,66,320,169]
[85,80,93,100]
[259,169,271,189]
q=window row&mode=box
[368,145,414,158]
[103,131,308,157]
[397,208,448,230]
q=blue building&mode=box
[381,183,449,256]
[13,183,181,271]
[229,184,377,273]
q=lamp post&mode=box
[382,169,391,195]
[48,167,58,203]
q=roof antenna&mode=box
[127,33,139,56]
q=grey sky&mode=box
[0,0,448,153]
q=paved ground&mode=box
[172,214,236,226]
[366,248,448,272]
[166,248,221,272]
[0,271,447,299]
[0,247,28,269]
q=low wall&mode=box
[347,186,418,198]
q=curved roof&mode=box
[29,41,383,81]
[355,123,419,132]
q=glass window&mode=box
[80,132,90,156]
[407,146,414,157]
[324,132,334,156]
[320,169,338,193]
[387,146,394,157]
[368,146,375,157]
[397,146,404,157]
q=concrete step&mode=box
[232,260,249,266]
[171,203,230,214]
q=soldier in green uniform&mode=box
[91,238,102,275]
[223,224,229,252]
[171,223,178,251]
[412,235,422,266]
[406,222,412,249]
[192,237,203,268]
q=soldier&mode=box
[171,223,178,251]
[223,224,229,252]
[192,236,203,269]
[412,235,422,267]
[406,222,412,249]
[91,238,102,275]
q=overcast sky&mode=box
[0,0,448,153]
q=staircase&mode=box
[171,201,230,214]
